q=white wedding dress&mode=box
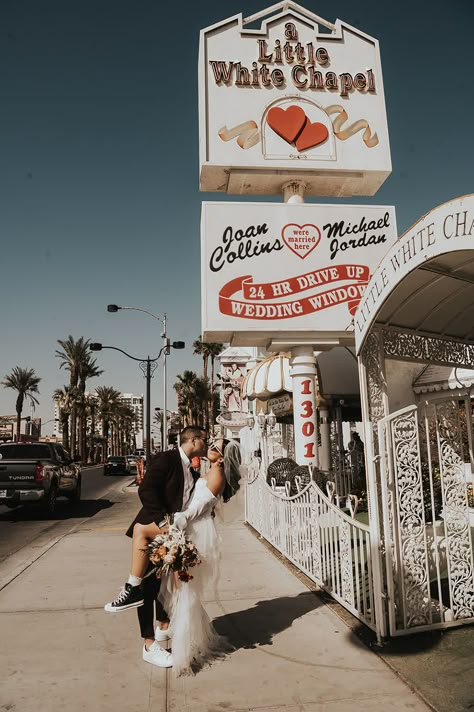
[158,478,230,676]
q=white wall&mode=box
[385,359,426,412]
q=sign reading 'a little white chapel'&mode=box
[199,2,391,197]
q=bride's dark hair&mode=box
[221,439,242,503]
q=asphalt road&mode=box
[0,464,136,566]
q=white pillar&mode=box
[290,346,319,468]
[319,403,331,471]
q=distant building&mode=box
[119,393,144,442]
[0,415,40,442]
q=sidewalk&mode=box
[0,482,431,712]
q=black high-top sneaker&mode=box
[104,583,144,612]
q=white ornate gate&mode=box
[378,396,474,635]
[245,463,377,631]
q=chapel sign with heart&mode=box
[199,3,391,197]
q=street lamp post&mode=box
[107,305,181,452]
[90,341,184,462]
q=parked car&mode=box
[0,442,81,516]
[126,454,137,470]
[104,455,130,475]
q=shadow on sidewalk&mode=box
[0,498,115,522]
[212,590,321,650]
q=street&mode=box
[0,465,136,584]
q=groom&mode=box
[105,425,208,668]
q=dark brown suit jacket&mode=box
[126,449,188,538]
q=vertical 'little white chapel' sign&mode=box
[199,1,391,197]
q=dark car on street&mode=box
[103,456,130,476]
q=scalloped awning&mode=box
[241,348,360,401]
[241,353,292,401]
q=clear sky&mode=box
[1,0,472,428]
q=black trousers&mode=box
[138,563,169,640]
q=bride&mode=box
[160,437,241,676]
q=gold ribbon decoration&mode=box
[218,121,260,149]
[325,105,379,148]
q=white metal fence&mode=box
[245,465,376,631]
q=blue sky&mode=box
[1,0,472,428]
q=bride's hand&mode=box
[173,570,181,587]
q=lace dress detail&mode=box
[159,479,230,675]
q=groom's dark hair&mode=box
[180,425,206,444]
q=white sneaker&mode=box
[143,641,173,668]
[155,625,172,642]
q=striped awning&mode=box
[241,353,292,401]
[241,347,359,401]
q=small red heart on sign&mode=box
[281,223,321,260]
[295,120,329,151]
[267,105,306,144]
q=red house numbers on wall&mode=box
[300,378,317,461]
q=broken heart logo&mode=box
[267,105,329,152]
[282,223,321,259]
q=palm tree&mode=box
[53,385,74,451]
[192,337,224,428]
[193,336,209,380]
[56,336,91,457]
[77,356,103,461]
[112,403,135,455]
[174,370,199,427]
[207,342,224,430]
[83,393,99,463]
[174,371,210,428]
[2,367,41,442]
[95,386,121,458]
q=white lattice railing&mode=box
[245,466,376,631]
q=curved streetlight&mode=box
[106,304,183,451]
[90,341,184,461]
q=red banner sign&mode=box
[219,264,369,320]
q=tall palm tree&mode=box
[112,403,135,455]
[174,370,199,427]
[207,342,224,430]
[56,336,91,456]
[95,386,121,458]
[83,393,99,463]
[192,337,224,428]
[193,336,209,381]
[2,367,41,442]
[77,356,103,461]
[174,371,210,428]
[53,385,74,451]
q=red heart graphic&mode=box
[267,105,306,144]
[281,223,321,260]
[295,120,329,151]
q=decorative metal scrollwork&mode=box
[436,400,474,620]
[391,409,431,627]
[382,328,474,368]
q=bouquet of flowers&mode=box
[145,519,201,582]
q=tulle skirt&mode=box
[158,513,230,676]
